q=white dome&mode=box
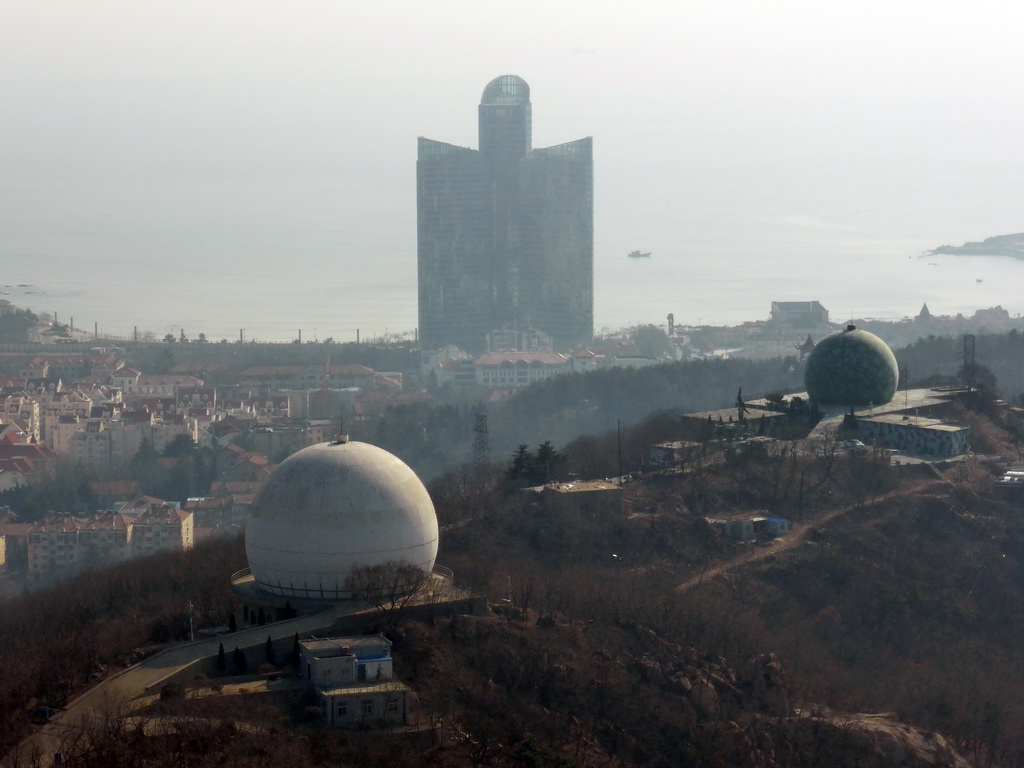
[245,440,438,600]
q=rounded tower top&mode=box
[481,75,530,106]
[478,75,532,160]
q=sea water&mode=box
[2,174,1022,343]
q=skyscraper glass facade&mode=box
[417,75,593,353]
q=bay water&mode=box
[3,174,1022,343]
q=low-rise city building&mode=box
[857,413,972,457]
[238,364,394,394]
[0,433,54,490]
[542,480,624,519]
[486,327,553,353]
[299,634,412,729]
[473,351,572,388]
[705,514,791,542]
[130,506,194,557]
[25,505,194,583]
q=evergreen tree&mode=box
[265,635,276,666]
[227,612,237,633]
[534,440,564,484]
[507,444,533,483]
[232,646,247,674]
[0,308,37,343]
[633,323,674,359]
[128,440,164,495]
[162,434,195,458]
[215,642,226,672]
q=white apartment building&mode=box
[27,508,193,583]
[472,351,572,388]
[68,415,193,470]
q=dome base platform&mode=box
[230,564,480,626]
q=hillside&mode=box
[679,477,1024,765]
[7,400,1024,765]
[930,233,1024,259]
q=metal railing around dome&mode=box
[232,564,453,593]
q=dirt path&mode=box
[676,483,934,592]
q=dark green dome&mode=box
[804,326,899,406]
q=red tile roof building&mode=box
[472,351,572,388]
[131,506,194,558]
[25,506,194,584]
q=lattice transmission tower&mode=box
[473,412,490,472]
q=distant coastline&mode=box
[6,175,1024,339]
[928,233,1024,259]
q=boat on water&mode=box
[627,250,651,259]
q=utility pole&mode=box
[963,334,976,390]
[617,420,623,483]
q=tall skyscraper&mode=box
[417,75,593,353]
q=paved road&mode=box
[5,608,341,767]
[7,570,469,765]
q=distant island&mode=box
[929,232,1024,259]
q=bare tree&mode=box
[815,425,842,488]
[508,568,539,622]
[344,560,429,630]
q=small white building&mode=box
[858,413,971,457]
[706,514,790,542]
[542,481,624,519]
[473,351,572,388]
[299,634,412,728]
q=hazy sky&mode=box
[4,1,1024,335]
[7,2,1020,182]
